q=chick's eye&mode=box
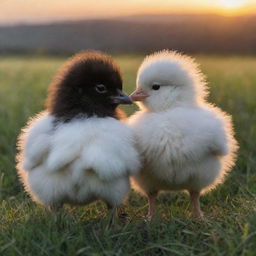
[95,84,107,94]
[152,84,160,90]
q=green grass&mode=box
[0,54,256,256]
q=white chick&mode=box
[129,50,238,219]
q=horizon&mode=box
[0,12,256,27]
[0,0,256,25]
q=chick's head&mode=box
[130,50,207,112]
[47,50,131,121]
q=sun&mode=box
[219,0,247,9]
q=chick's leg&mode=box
[189,191,203,218]
[106,204,117,228]
[48,203,64,223]
[146,192,157,221]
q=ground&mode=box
[0,55,255,256]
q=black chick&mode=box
[16,51,140,222]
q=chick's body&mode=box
[17,51,140,211]
[19,113,138,208]
[130,105,232,194]
[129,50,238,218]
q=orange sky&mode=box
[0,0,256,24]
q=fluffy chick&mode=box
[17,51,140,218]
[129,50,238,219]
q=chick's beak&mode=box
[129,88,149,102]
[110,89,133,105]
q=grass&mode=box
[0,54,256,256]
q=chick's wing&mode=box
[18,112,53,171]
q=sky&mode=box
[0,0,256,24]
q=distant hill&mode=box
[0,14,256,54]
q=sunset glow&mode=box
[0,0,255,24]
[214,0,252,15]
[219,0,247,9]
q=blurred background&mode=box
[0,0,256,55]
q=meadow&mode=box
[0,54,255,256]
